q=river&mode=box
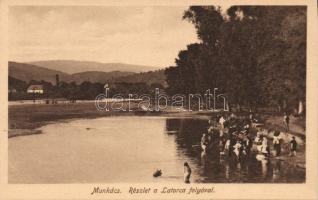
[9,116,305,183]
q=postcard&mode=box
[0,0,317,199]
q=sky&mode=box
[9,6,202,68]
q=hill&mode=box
[9,61,71,84]
[28,60,160,74]
[9,76,28,92]
[9,62,137,84]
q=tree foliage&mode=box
[165,6,306,112]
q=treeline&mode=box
[8,76,164,101]
[113,69,167,87]
[165,6,306,114]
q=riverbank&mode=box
[8,102,211,137]
[9,102,306,139]
[263,114,305,138]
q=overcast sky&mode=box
[9,6,203,68]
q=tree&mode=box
[165,6,306,113]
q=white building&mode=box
[27,85,44,94]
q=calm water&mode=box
[9,116,305,183]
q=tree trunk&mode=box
[237,103,241,112]
[278,105,282,113]
[254,104,258,113]
[298,100,304,115]
[283,99,287,112]
[248,102,252,113]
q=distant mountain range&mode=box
[9,61,166,86]
[28,60,160,74]
[9,62,70,84]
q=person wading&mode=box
[183,162,192,184]
[290,136,297,156]
[201,133,209,153]
[273,131,282,156]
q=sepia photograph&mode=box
[1,0,318,199]
[7,4,308,184]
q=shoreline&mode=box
[8,102,214,138]
[8,102,305,139]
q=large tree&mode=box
[165,6,306,113]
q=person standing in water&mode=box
[290,136,297,156]
[183,162,191,183]
[273,131,282,156]
[201,133,209,153]
[261,137,270,157]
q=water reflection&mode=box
[272,159,282,182]
[165,118,305,183]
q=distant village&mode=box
[9,74,164,102]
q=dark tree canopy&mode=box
[165,6,306,113]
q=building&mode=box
[27,85,44,94]
[8,87,17,93]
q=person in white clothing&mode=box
[219,116,226,129]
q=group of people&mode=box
[165,112,298,184]
[200,112,298,163]
[200,113,256,163]
[254,128,298,158]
